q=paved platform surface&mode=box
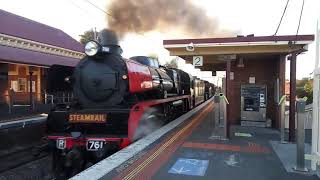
[99,102,319,180]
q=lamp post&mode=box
[29,66,34,110]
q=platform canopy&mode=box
[163,35,314,71]
[0,45,80,67]
[164,34,315,141]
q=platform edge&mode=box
[70,98,213,180]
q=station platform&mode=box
[0,115,46,130]
[0,115,47,156]
[73,100,319,180]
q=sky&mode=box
[1,0,320,82]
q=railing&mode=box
[221,94,229,139]
[0,92,73,114]
[43,92,74,104]
[278,95,286,143]
[220,94,230,105]
[284,103,313,130]
[210,93,229,140]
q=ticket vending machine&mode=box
[241,85,267,126]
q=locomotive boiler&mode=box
[46,29,214,178]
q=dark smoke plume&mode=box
[107,0,235,38]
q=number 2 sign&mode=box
[193,56,203,66]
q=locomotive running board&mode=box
[70,97,214,180]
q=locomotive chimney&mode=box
[98,29,123,55]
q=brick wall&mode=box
[227,55,284,128]
[7,64,42,104]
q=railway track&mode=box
[0,143,49,173]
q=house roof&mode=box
[0,9,83,52]
[0,45,79,67]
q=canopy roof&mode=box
[0,45,79,67]
[163,34,314,71]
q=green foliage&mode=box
[296,87,305,98]
[296,78,313,104]
[304,80,313,94]
[79,30,95,45]
[148,54,158,60]
[304,80,313,104]
[296,77,309,87]
[164,58,178,69]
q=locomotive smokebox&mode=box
[72,29,128,108]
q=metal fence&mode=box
[284,103,313,129]
[43,92,74,104]
[0,92,73,114]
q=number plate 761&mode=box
[86,140,105,151]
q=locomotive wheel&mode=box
[52,148,85,180]
[132,108,164,141]
[52,150,67,180]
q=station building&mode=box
[0,9,84,105]
[164,35,314,140]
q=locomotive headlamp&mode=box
[85,41,100,56]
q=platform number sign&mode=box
[193,56,203,66]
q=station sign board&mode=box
[193,56,203,66]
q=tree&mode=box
[296,78,309,87]
[148,54,158,60]
[164,58,178,69]
[304,80,313,94]
[296,78,313,104]
[304,80,313,104]
[79,30,95,44]
[296,87,305,98]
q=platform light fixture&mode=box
[186,42,195,52]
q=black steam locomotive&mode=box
[46,29,215,178]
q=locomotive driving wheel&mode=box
[133,108,164,141]
[52,148,85,180]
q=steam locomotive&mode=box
[46,29,215,178]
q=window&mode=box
[11,81,18,92]
[28,81,36,92]
[17,78,27,92]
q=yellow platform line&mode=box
[122,103,213,180]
